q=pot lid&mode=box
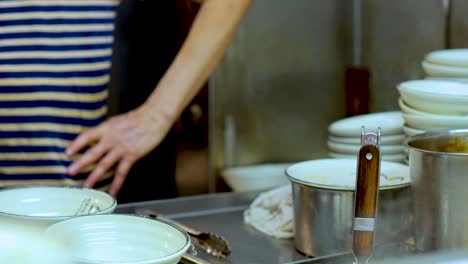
[286,159,410,191]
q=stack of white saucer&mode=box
[422,49,468,83]
[397,79,468,136]
[327,111,406,163]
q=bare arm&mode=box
[66,0,253,196]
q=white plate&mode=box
[328,111,404,137]
[402,125,426,137]
[327,140,404,155]
[0,186,116,228]
[221,163,292,192]
[398,97,447,117]
[46,214,191,264]
[422,60,468,78]
[328,134,405,145]
[328,152,405,163]
[403,113,468,130]
[286,159,410,191]
[425,49,468,67]
[397,80,468,115]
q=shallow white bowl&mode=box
[327,140,403,155]
[221,163,292,192]
[0,219,72,264]
[403,113,468,130]
[397,80,468,115]
[425,49,468,67]
[422,60,468,78]
[0,186,116,228]
[328,134,404,145]
[286,159,410,191]
[46,214,191,264]
[328,152,405,163]
[328,111,404,137]
[398,97,447,117]
[425,77,468,84]
[402,125,426,137]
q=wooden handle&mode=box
[353,144,380,257]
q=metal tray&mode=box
[116,191,311,264]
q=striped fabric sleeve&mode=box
[0,0,119,190]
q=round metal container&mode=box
[405,129,468,252]
[286,159,412,257]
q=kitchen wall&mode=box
[209,0,468,191]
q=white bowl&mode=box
[286,159,410,191]
[328,134,404,145]
[328,111,404,137]
[402,125,426,137]
[328,152,405,163]
[422,60,468,78]
[0,219,73,264]
[0,186,116,228]
[221,163,292,192]
[403,113,468,130]
[425,49,468,67]
[425,77,468,84]
[46,214,191,264]
[398,97,447,117]
[397,80,468,115]
[327,140,403,155]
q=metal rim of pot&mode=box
[404,128,468,156]
[285,160,411,192]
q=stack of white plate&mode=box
[327,111,406,163]
[397,79,468,136]
[422,49,468,83]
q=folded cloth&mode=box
[243,184,294,239]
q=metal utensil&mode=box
[353,127,381,263]
[135,208,231,259]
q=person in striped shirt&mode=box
[0,0,253,197]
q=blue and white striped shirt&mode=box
[0,0,119,190]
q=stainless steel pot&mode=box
[286,159,412,257]
[405,129,468,252]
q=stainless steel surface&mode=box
[116,191,311,264]
[209,0,455,191]
[405,129,468,252]
[210,0,350,174]
[288,179,412,257]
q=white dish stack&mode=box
[422,49,468,83]
[327,111,406,163]
[397,79,468,136]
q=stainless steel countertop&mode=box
[116,191,311,264]
[116,191,468,264]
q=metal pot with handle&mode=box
[286,129,412,258]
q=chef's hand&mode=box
[66,105,173,197]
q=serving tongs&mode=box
[135,208,231,259]
[353,127,381,264]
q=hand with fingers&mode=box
[66,106,173,197]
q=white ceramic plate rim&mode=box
[328,134,404,145]
[403,113,468,130]
[422,60,468,77]
[398,97,448,117]
[328,111,404,137]
[426,49,468,67]
[0,186,116,220]
[327,140,403,155]
[397,79,468,100]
